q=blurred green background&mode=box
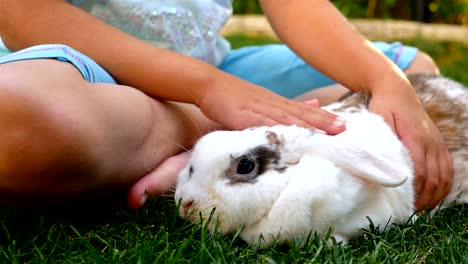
[233,0,468,25]
[230,0,468,85]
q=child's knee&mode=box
[0,81,95,203]
[405,51,440,75]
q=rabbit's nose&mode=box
[182,200,194,215]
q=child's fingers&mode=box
[266,101,346,134]
[304,98,320,107]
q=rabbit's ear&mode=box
[313,139,412,187]
[330,144,411,187]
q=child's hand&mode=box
[198,76,346,134]
[369,82,453,211]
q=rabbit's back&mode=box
[326,73,467,206]
[409,74,468,205]
[409,74,467,154]
[329,73,467,154]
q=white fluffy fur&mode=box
[174,75,467,247]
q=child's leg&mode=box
[0,58,218,208]
[293,50,440,105]
[219,41,438,104]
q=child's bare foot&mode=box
[126,151,191,209]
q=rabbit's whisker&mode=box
[172,103,204,139]
[162,137,193,153]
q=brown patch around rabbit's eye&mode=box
[275,166,288,173]
[225,146,283,184]
[252,146,281,172]
[266,131,284,148]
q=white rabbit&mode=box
[174,73,467,247]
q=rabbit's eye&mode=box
[237,157,256,174]
[227,146,278,184]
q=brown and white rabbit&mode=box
[174,73,467,246]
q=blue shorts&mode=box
[0,44,116,83]
[0,42,417,98]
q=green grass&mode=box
[226,34,468,86]
[1,37,467,263]
[404,38,468,86]
[1,201,466,263]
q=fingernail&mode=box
[335,116,347,123]
[313,128,327,134]
[332,120,346,128]
[305,99,320,106]
[140,193,148,206]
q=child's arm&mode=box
[259,0,453,210]
[0,0,345,134]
